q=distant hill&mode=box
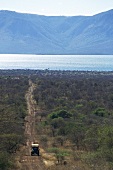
[0,9,113,54]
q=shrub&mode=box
[48,110,72,119]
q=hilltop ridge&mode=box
[0,9,113,54]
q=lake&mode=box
[0,54,113,71]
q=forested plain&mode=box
[32,70,113,170]
[1,70,113,169]
[0,71,29,169]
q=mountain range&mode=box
[0,9,113,54]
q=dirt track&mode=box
[16,80,46,170]
[16,79,87,170]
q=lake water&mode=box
[0,54,113,71]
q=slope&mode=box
[0,9,113,54]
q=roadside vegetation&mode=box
[32,70,113,170]
[0,74,29,169]
[1,70,113,170]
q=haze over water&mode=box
[0,54,113,71]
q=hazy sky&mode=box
[0,0,113,16]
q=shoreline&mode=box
[0,69,113,77]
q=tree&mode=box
[0,134,23,153]
[66,122,85,150]
[50,117,65,129]
[98,126,113,162]
[48,147,69,165]
[0,152,13,170]
[48,110,72,119]
[55,136,66,146]
[84,126,99,151]
[92,107,110,117]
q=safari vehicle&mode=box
[31,143,39,156]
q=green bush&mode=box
[48,110,72,119]
[92,107,110,117]
[0,152,13,170]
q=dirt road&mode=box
[16,80,46,170]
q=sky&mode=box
[0,0,113,16]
